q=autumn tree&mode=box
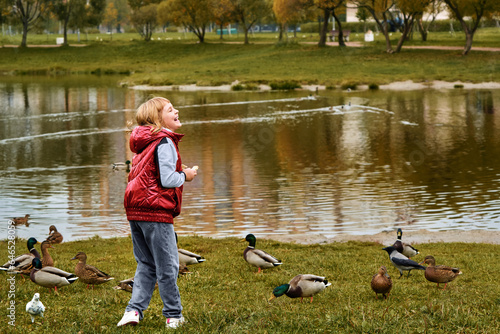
[229,0,271,44]
[130,3,157,41]
[443,0,499,55]
[393,0,432,52]
[158,0,213,43]
[315,0,347,47]
[103,2,117,38]
[273,0,313,41]
[354,0,396,53]
[415,0,445,42]
[212,0,236,39]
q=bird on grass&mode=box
[1,237,40,276]
[29,258,78,294]
[383,246,425,279]
[392,228,419,258]
[11,214,30,226]
[26,293,45,323]
[45,225,63,244]
[71,252,114,288]
[113,277,158,293]
[371,266,393,299]
[269,274,331,303]
[40,241,55,267]
[175,233,206,272]
[420,255,462,290]
[243,234,282,273]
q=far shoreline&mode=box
[130,80,500,92]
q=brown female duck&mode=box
[420,255,462,289]
[40,241,55,267]
[371,266,393,299]
[71,252,114,288]
[46,225,63,244]
[12,214,30,226]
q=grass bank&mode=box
[1,236,499,333]
[0,30,499,88]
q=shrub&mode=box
[270,81,301,90]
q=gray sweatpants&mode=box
[125,221,182,319]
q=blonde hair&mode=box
[135,97,170,133]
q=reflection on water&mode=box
[0,76,499,241]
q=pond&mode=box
[0,76,499,242]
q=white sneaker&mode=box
[117,310,139,327]
[166,316,185,329]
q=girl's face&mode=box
[160,102,181,131]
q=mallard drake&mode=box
[392,228,419,258]
[269,274,331,303]
[371,266,393,299]
[420,255,462,289]
[175,233,206,269]
[46,225,63,244]
[243,234,282,273]
[1,237,40,275]
[41,240,54,267]
[113,277,158,292]
[26,293,45,323]
[113,160,131,172]
[29,258,78,293]
[71,252,114,288]
[383,246,425,278]
[11,214,30,226]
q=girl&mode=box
[117,97,197,328]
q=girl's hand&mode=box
[183,167,198,181]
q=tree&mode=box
[443,0,499,55]
[8,0,50,47]
[130,3,157,41]
[415,0,445,42]
[355,5,371,32]
[315,0,347,47]
[211,0,236,40]
[103,2,117,37]
[393,0,432,52]
[354,0,395,53]
[273,0,311,41]
[158,0,213,43]
[229,0,271,44]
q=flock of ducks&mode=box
[373,228,463,299]
[3,218,464,322]
[243,229,463,303]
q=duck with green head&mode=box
[1,237,40,275]
[269,274,331,303]
[29,258,78,294]
[243,234,282,273]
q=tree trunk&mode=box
[21,19,28,47]
[394,16,415,53]
[278,23,283,41]
[318,9,330,47]
[463,31,473,55]
[332,11,345,47]
[220,23,223,39]
[417,18,427,42]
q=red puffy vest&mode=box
[124,126,184,223]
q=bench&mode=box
[329,30,350,42]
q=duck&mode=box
[0,237,40,275]
[45,225,63,244]
[113,277,158,293]
[113,160,131,172]
[243,234,282,273]
[29,258,78,293]
[11,214,30,226]
[392,228,419,258]
[419,255,462,289]
[40,240,55,267]
[71,252,114,288]
[269,274,331,303]
[26,293,45,323]
[175,233,206,270]
[382,246,425,278]
[371,266,393,299]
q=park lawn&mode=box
[0,40,498,88]
[0,236,499,333]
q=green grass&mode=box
[1,236,499,333]
[0,28,498,88]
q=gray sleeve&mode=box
[157,138,185,188]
